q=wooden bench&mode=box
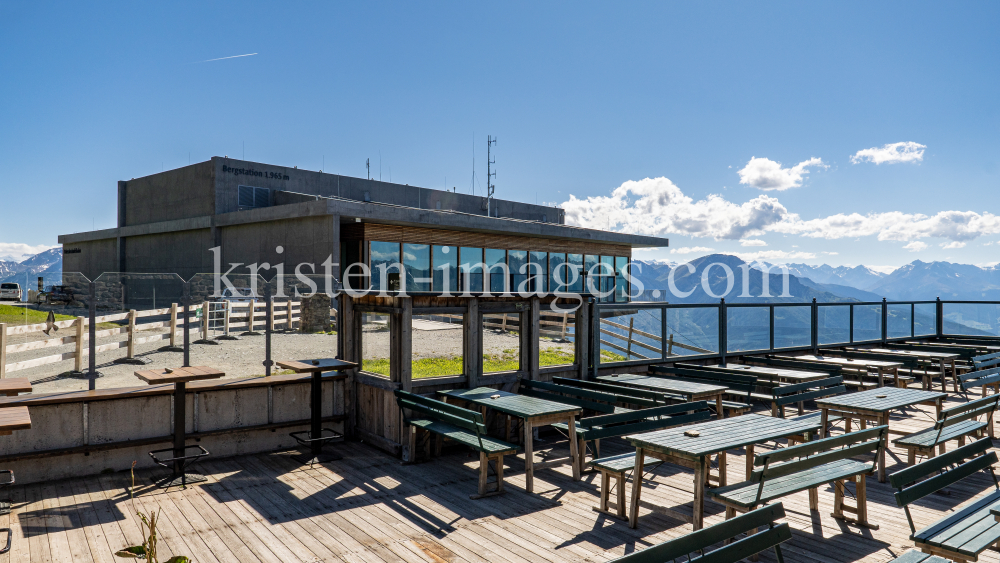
[590,453,663,519]
[959,366,1000,397]
[973,352,1000,370]
[607,503,792,563]
[890,437,1000,562]
[576,402,714,513]
[770,376,847,441]
[394,390,519,499]
[519,379,652,415]
[556,401,713,469]
[552,377,674,407]
[708,425,887,530]
[649,365,759,415]
[894,395,998,465]
[889,551,957,563]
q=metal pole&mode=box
[769,304,775,352]
[183,282,191,368]
[88,282,97,390]
[660,303,667,361]
[718,298,727,367]
[264,283,273,377]
[849,304,854,344]
[811,297,819,353]
[881,298,888,345]
[174,381,186,479]
[936,297,944,338]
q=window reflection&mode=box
[402,243,430,292]
[433,245,458,293]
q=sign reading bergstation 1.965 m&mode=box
[222,164,289,181]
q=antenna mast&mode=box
[487,135,497,216]
[366,158,370,180]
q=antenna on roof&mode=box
[487,135,497,217]
[366,158,370,180]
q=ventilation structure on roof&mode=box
[238,185,270,209]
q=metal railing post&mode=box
[769,304,775,352]
[88,281,97,390]
[911,303,915,337]
[936,297,944,338]
[881,297,888,345]
[183,282,191,368]
[810,299,818,351]
[718,298,727,367]
[661,303,667,361]
[264,283,273,377]
[849,304,854,344]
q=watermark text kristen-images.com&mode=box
[209,246,792,314]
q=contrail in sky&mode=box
[196,53,258,63]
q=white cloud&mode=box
[739,239,767,247]
[903,241,928,252]
[851,142,925,165]
[670,246,715,255]
[941,241,966,249]
[977,261,1000,268]
[0,243,56,262]
[735,250,817,262]
[822,251,839,255]
[563,177,789,240]
[737,156,826,191]
[564,177,1000,248]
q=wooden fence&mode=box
[424,312,578,340]
[0,300,302,378]
[599,318,713,359]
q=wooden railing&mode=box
[423,312,578,340]
[600,318,713,359]
[0,300,302,378]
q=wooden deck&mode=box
[2,396,998,562]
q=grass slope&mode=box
[363,348,625,378]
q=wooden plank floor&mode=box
[2,394,999,562]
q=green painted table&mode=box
[597,374,728,418]
[705,364,830,383]
[624,414,823,530]
[792,354,904,387]
[856,348,960,393]
[437,387,583,493]
[815,387,947,482]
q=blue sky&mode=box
[1,2,998,269]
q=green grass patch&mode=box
[0,305,77,326]
[362,347,582,379]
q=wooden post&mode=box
[287,300,294,329]
[202,301,210,340]
[561,313,568,340]
[501,313,508,332]
[249,299,257,332]
[529,297,540,381]
[398,297,413,391]
[223,301,231,337]
[0,323,7,379]
[464,297,481,388]
[74,316,85,372]
[127,309,137,359]
[667,334,674,356]
[626,318,634,358]
[575,304,589,380]
[169,303,178,347]
[269,299,276,331]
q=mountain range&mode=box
[0,248,63,290]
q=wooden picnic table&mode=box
[437,387,582,493]
[135,366,225,487]
[704,364,829,384]
[792,354,903,387]
[0,379,31,398]
[596,374,728,418]
[625,414,822,530]
[858,348,960,392]
[815,387,947,482]
[276,358,357,464]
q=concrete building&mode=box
[58,157,668,299]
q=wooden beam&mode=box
[464,297,481,388]
[399,297,413,392]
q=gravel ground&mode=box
[13,323,574,394]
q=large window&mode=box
[403,243,431,292]
[615,256,629,303]
[459,247,484,293]
[484,249,508,294]
[567,254,584,293]
[599,256,615,303]
[433,245,458,293]
[370,241,400,291]
[548,253,567,293]
[509,250,528,294]
[529,252,548,294]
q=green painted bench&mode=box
[890,437,1000,562]
[649,365,758,416]
[959,366,1000,398]
[607,503,791,563]
[590,452,663,519]
[894,395,998,465]
[394,390,519,499]
[974,352,1000,370]
[770,375,846,441]
[889,551,957,563]
[709,425,887,530]
[519,379,637,416]
[555,400,713,470]
[551,377,670,408]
